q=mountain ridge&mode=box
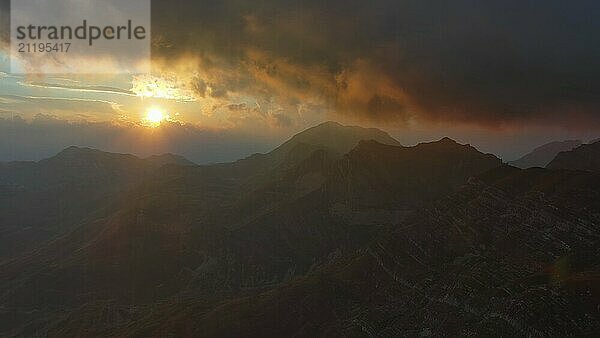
[547,141,600,171]
[236,121,401,167]
[509,140,582,169]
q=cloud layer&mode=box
[149,0,600,129]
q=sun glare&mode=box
[145,107,167,125]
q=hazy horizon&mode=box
[0,117,598,164]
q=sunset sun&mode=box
[145,107,167,125]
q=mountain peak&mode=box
[44,146,137,164]
[438,137,458,144]
[334,136,502,210]
[145,153,195,166]
[275,121,400,156]
[57,145,97,155]
[417,137,466,149]
[235,121,401,173]
[314,121,344,128]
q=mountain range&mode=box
[547,139,600,172]
[0,122,598,337]
[509,140,582,169]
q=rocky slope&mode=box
[108,166,600,337]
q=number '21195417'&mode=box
[18,43,71,53]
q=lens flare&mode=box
[145,107,167,125]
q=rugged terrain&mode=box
[0,122,598,337]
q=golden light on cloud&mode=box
[131,74,197,102]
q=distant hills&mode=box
[0,148,194,258]
[0,146,195,188]
[1,122,599,337]
[547,139,600,171]
[509,140,582,169]
[510,138,600,171]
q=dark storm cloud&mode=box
[151,0,600,128]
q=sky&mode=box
[1,0,600,163]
